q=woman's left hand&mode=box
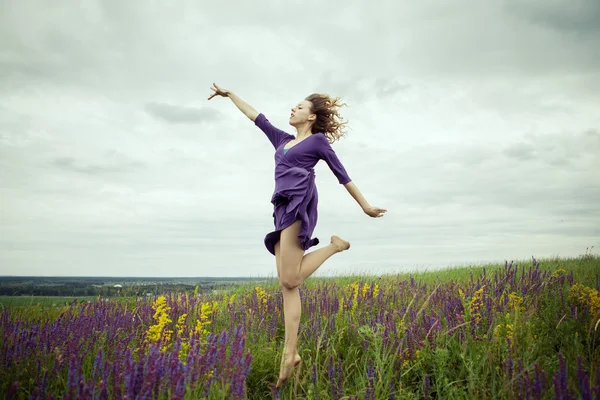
[363,205,387,218]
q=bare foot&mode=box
[331,235,350,253]
[276,353,302,388]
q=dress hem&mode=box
[264,217,320,256]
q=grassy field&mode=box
[0,296,102,308]
[1,254,599,399]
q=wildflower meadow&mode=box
[2,254,600,399]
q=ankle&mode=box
[330,243,342,253]
[283,348,296,360]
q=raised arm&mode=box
[208,83,293,149]
[208,83,259,121]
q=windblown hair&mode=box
[305,93,349,143]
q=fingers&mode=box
[208,84,227,100]
[375,208,386,217]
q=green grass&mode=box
[237,254,599,292]
[0,295,100,308]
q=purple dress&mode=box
[254,113,352,256]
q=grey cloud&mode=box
[50,153,144,175]
[316,71,368,103]
[503,129,600,165]
[375,78,411,99]
[503,143,536,160]
[582,129,600,145]
[145,103,221,124]
[315,74,408,103]
[506,0,600,37]
[382,128,600,219]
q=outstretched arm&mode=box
[344,181,387,218]
[316,134,387,218]
[208,83,259,121]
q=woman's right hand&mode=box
[363,205,387,218]
[208,83,230,100]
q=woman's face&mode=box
[289,100,315,126]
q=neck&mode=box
[295,123,313,139]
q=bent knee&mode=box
[279,275,300,289]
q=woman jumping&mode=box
[208,83,387,387]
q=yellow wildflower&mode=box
[351,282,359,314]
[179,341,190,363]
[506,324,513,337]
[552,268,567,278]
[194,302,213,344]
[493,323,514,339]
[396,320,405,339]
[254,286,270,312]
[507,292,525,311]
[569,283,600,316]
[469,287,485,324]
[146,296,173,346]
[362,283,370,298]
[493,324,502,338]
[373,284,379,299]
[176,313,188,336]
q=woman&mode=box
[208,83,387,387]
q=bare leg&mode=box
[274,241,301,364]
[277,285,302,387]
[276,222,350,387]
[297,235,350,283]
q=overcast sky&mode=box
[1,0,599,278]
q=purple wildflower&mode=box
[312,364,320,400]
[365,358,375,400]
[552,352,569,400]
[7,381,18,400]
[576,355,591,400]
[424,374,431,400]
[93,348,104,382]
[593,365,600,398]
[533,363,546,399]
[328,355,339,400]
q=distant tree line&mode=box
[0,283,221,297]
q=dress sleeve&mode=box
[254,113,294,150]
[316,134,352,185]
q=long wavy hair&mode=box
[305,93,349,143]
